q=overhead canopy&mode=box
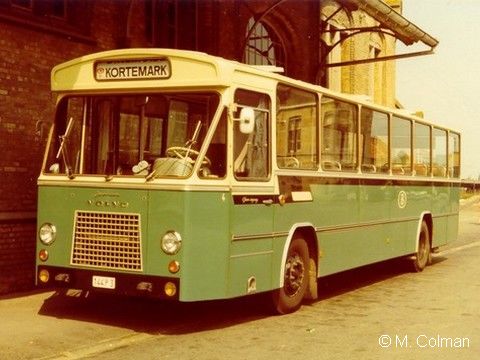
[340,0,438,48]
[321,0,439,67]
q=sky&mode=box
[396,0,480,179]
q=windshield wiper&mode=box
[56,116,75,179]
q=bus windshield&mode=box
[44,92,220,179]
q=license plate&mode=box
[92,275,116,289]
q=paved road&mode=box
[1,200,479,360]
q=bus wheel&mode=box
[411,221,431,272]
[272,236,309,314]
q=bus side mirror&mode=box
[238,107,255,134]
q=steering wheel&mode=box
[166,146,211,167]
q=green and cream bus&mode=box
[36,49,461,314]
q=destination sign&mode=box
[94,59,171,81]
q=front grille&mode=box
[71,211,143,271]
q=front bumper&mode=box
[37,265,180,300]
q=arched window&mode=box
[244,17,284,67]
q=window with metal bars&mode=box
[244,17,284,68]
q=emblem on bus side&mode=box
[397,190,407,209]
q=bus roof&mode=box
[51,48,236,92]
[50,48,458,134]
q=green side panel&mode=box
[319,227,392,276]
[228,238,273,297]
[359,182,392,223]
[431,184,452,247]
[310,182,360,227]
[145,190,186,276]
[447,186,460,244]
[170,191,230,301]
[272,180,460,279]
[228,252,272,297]
[37,179,460,301]
[317,181,415,275]
[227,201,274,298]
[230,202,274,238]
[434,184,460,248]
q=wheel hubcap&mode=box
[284,253,305,297]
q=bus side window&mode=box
[233,89,270,180]
[360,108,389,174]
[321,96,358,172]
[433,128,447,177]
[414,122,431,176]
[276,84,318,170]
[392,116,412,175]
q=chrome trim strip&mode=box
[232,232,286,241]
[314,217,419,234]
[229,250,274,259]
[231,212,459,241]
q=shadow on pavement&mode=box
[37,256,447,335]
[38,288,270,335]
[315,256,447,301]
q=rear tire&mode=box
[411,221,431,272]
[272,236,309,314]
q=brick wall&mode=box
[0,220,36,293]
[0,0,144,295]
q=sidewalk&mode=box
[0,290,137,360]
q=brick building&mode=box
[0,0,436,294]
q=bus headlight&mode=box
[39,223,57,245]
[161,231,182,254]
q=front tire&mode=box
[272,236,309,314]
[411,221,431,272]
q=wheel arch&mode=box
[278,223,319,287]
[416,212,433,252]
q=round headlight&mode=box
[161,231,182,254]
[39,223,56,245]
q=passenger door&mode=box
[228,89,275,297]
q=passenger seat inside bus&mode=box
[414,163,428,176]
